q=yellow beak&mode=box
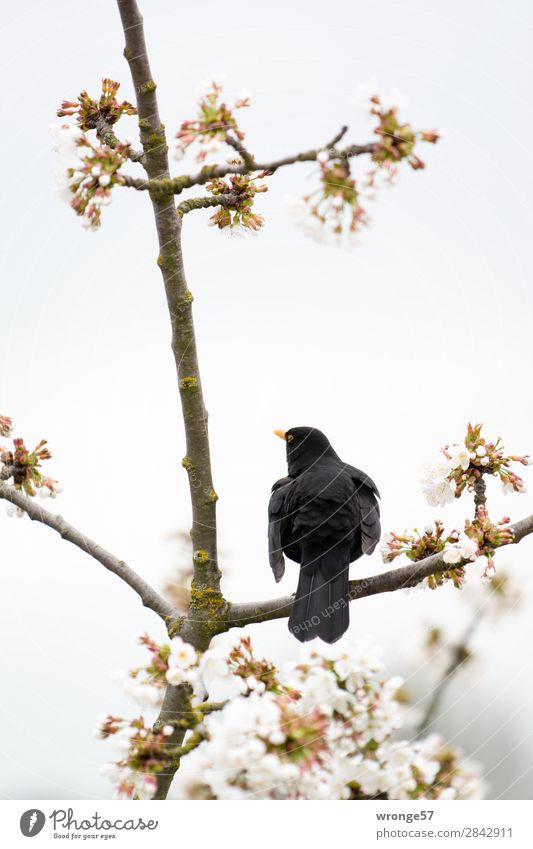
[274,429,287,441]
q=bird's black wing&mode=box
[268,476,293,582]
[346,464,381,555]
[345,464,380,498]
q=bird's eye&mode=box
[286,434,294,443]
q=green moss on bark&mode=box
[179,376,198,391]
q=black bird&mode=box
[268,427,381,644]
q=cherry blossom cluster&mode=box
[422,423,529,507]
[174,75,251,162]
[471,569,522,617]
[0,415,12,438]
[206,172,268,233]
[1,414,60,511]
[224,634,285,694]
[96,714,176,800]
[284,157,369,249]
[57,78,136,131]
[464,507,515,580]
[169,634,483,800]
[284,89,439,248]
[178,689,330,800]
[358,160,401,200]
[50,124,131,230]
[381,520,460,564]
[369,93,439,171]
[381,512,514,589]
[382,424,527,589]
[100,632,484,800]
[94,603,492,803]
[380,521,474,589]
[98,634,211,799]
[115,633,202,709]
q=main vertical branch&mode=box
[474,476,487,509]
[116,0,220,593]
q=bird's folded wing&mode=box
[344,463,381,554]
[268,476,293,582]
[346,463,381,498]
[357,483,381,555]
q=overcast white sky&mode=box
[1,0,532,799]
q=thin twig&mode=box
[225,133,255,170]
[121,138,377,193]
[176,192,240,217]
[197,700,226,713]
[95,115,145,163]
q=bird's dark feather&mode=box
[267,431,381,642]
[268,476,293,582]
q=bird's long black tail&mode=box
[288,542,351,643]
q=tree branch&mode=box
[326,125,349,148]
[95,114,145,163]
[151,683,192,800]
[121,139,377,193]
[176,192,240,217]
[225,513,533,628]
[197,700,225,714]
[150,695,224,798]
[0,481,176,622]
[225,133,255,170]
[116,0,220,593]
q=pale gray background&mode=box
[1,0,532,799]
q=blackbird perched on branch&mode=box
[268,427,381,643]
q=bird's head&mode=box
[274,426,338,475]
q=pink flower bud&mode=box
[420,129,440,143]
